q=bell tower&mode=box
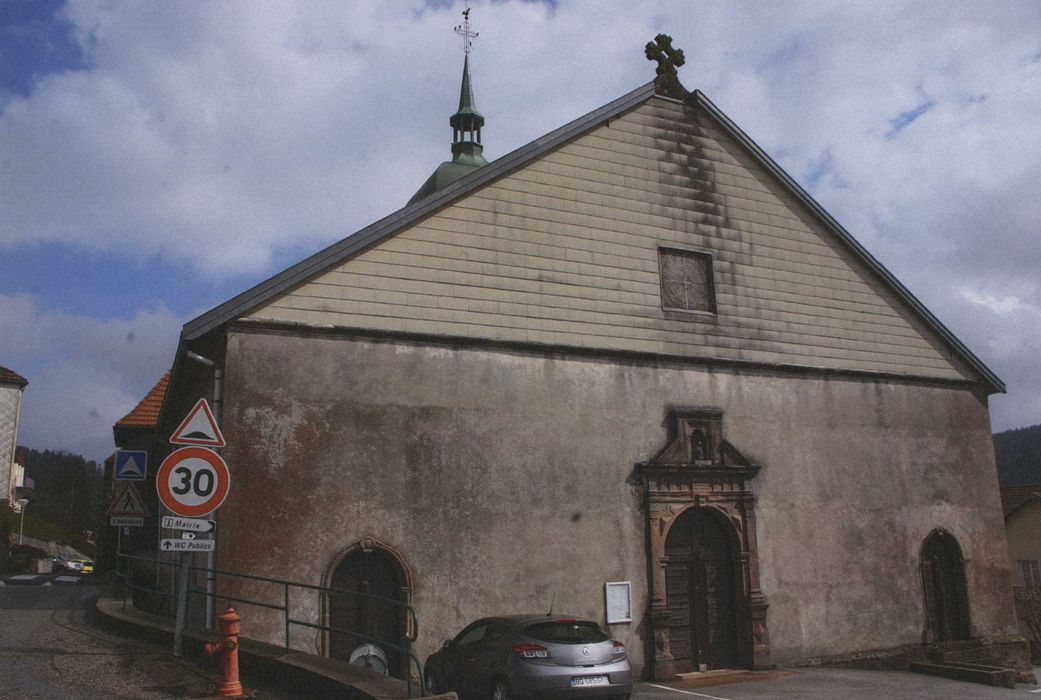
[408,8,489,204]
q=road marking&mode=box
[9,575,38,581]
[54,576,80,584]
[42,581,52,586]
[1029,688,1041,694]
[645,684,734,700]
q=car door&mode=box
[467,621,511,695]
[441,621,488,698]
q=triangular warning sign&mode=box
[170,398,226,447]
[107,483,150,517]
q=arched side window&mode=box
[920,529,971,642]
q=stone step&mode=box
[926,641,1002,665]
[933,648,1002,665]
[910,660,1017,689]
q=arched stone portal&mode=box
[325,538,413,679]
[920,529,971,642]
[640,408,769,680]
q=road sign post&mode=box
[169,398,226,448]
[161,538,215,552]
[157,446,228,647]
[108,483,150,522]
[162,515,216,533]
[155,447,231,517]
[114,450,148,481]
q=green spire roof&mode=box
[409,20,489,205]
[450,55,484,129]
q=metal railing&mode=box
[115,552,426,696]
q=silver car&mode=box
[424,615,632,699]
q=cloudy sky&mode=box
[1,0,1039,464]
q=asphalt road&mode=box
[632,666,1041,699]
[0,579,297,699]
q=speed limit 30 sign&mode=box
[156,446,231,517]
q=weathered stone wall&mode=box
[216,327,1016,674]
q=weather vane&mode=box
[454,7,478,55]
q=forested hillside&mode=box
[993,425,1041,487]
[19,448,104,536]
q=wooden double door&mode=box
[665,508,739,671]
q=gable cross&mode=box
[645,33,687,99]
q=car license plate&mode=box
[570,675,609,688]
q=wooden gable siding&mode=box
[248,96,969,381]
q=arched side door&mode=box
[920,530,971,642]
[328,547,408,677]
[664,507,739,671]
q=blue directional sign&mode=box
[115,450,148,481]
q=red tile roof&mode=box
[1000,484,1041,519]
[115,371,171,428]
[0,365,28,388]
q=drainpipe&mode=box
[186,350,222,629]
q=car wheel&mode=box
[492,679,511,700]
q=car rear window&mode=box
[522,620,609,644]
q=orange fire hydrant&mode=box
[204,607,244,697]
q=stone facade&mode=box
[205,326,1017,677]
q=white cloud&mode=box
[0,294,183,462]
[1,0,1039,432]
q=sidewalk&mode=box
[94,594,456,699]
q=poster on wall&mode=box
[605,581,632,623]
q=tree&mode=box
[19,448,103,537]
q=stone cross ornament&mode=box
[645,33,687,100]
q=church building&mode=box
[151,28,1024,680]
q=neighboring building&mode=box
[152,35,1024,680]
[0,365,28,506]
[1002,485,1041,662]
[108,371,171,542]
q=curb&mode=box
[94,595,457,700]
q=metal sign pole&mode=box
[173,552,190,657]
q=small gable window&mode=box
[658,247,716,314]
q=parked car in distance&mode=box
[425,615,632,700]
[51,555,68,573]
[57,557,94,574]
[61,558,83,573]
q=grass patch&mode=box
[0,507,95,557]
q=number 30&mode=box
[172,466,215,496]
